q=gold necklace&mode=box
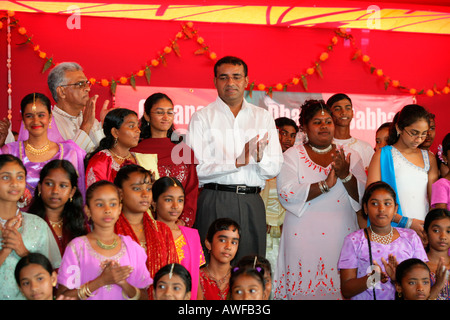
[49,219,63,229]
[206,266,231,287]
[96,237,118,250]
[26,140,50,156]
[369,226,393,245]
[108,149,133,161]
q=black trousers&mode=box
[194,188,266,264]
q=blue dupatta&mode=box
[380,145,402,227]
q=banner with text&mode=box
[115,85,413,148]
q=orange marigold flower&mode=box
[319,52,329,61]
[392,80,400,87]
[376,69,383,77]
[306,68,315,75]
[186,21,194,28]
[409,88,417,95]
[33,45,40,51]
[209,52,217,60]
[331,36,338,45]
[257,84,265,91]
[275,83,284,91]
[176,32,183,39]
[292,77,300,85]
[119,77,127,84]
[18,27,27,35]
[89,78,96,85]
[151,59,159,67]
[442,86,450,94]
[426,89,434,97]
[136,70,145,77]
[163,46,172,54]
[101,79,109,87]
[39,51,46,59]
[362,55,370,63]
[7,11,15,17]
[197,37,204,44]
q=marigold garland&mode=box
[1,10,449,98]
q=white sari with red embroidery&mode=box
[274,144,366,300]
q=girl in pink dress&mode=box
[57,180,152,300]
[152,176,205,300]
[431,133,450,210]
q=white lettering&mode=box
[66,5,81,30]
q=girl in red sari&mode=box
[198,218,240,300]
[28,159,89,256]
[85,108,141,189]
[131,93,199,227]
[152,176,205,300]
[113,164,178,299]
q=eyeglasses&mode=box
[403,128,428,140]
[216,74,245,82]
[60,80,91,89]
[151,110,175,117]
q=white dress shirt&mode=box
[187,96,283,188]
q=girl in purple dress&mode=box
[0,93,86,201]
[338,181,428,300]
[57,180,152,300]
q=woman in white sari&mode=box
[274,100,366,300]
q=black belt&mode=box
[203,183,261,194]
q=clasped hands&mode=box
[325,146,351,188]
[80,95,111,134]
[235,132,269,168]
[99,259,134,287]
[0,213,28,258]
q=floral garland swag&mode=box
[1,10,449,99]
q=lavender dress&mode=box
[337,228,428,300]
[57,235,152,300]
[0,140,86,198]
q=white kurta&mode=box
[274,144,366,300]
[392,146,430,221]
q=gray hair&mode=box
[47,62,83,102]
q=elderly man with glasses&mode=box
[15,62,109,153]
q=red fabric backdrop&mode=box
[1,11,449,150]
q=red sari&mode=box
[114,211,179,299]
[85,149,135,188]
[199,267,230,300]
[131,138,199,227]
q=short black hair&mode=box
[214,56,248,77]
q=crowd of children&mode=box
[0,79,449,301]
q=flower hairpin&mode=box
[437,144,446,163]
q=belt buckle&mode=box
[236,185,247,194]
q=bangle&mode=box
[77,282,94,300]
[122,286,141,300]
[318,181,329,194]
[405,218,413,229]
[339,172,353,183]
[397,216,407,228]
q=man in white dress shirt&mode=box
[187,56,283,262]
